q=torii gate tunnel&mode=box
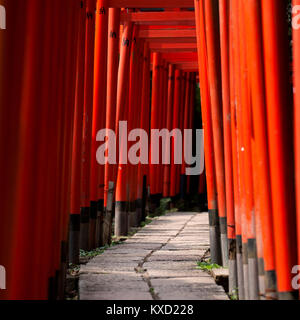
[0,0,300,301]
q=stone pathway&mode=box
[79,212,228,300]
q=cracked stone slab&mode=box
[162,244,208,251]
[147,254,203,262]
[146,268,211,279]
[151,277,228,300]
[79,212,229,301]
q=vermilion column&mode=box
[170,69,181,200]
[69,0,86,265]
[150,52,162,211]
[188,75,196,195]
[219,0,237,294]
[135,40,146,224]
[138,43,151,222]
[238,0,259,299]
[115,21,133,236]
[228,0,243,298]
[45,0,68,298]
[80,0,96,250]
[9,0,46,299]
[261,0,297,300]
[232,0,249,299]
[243,0,276,299]
[90,0,109,249]
[158,61,169,198]
[0,0,30,300]
[30,0,61,298]
[293,0,300,300]
[194,0,222,265]
[230,0,248,299]
[163,64,175,199]
[134,39,145,225]
[56,0,79,299]
[127,26,140,229]
[180,73,191,200]
[154,59,165,199]
[44,0,62,298]
[103,8,120,245]
[204,0,228,266]
[176,72,186,197]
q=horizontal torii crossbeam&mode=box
[121,11,195,26]
[161,52,198,62]
[139,29,196,38]
[108,0,194,8]
[149,43,197,52]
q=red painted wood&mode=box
[81,0,96,208]
[294,0,300,299]
[150,52,162,196]
[115,21,133,202]
[146,37,196,43]
[162,52,198,61]
[121,11,195,26]
[108,0,194,8]
[170,69,182,197]
[104,8,120,206]
[139,29,196,38]
[149,42,197,50]
[90,0,109,204]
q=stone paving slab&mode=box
[79,211,228,300]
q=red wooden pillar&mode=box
[294,0,300,300]
[243,0,276,299]
[138,42,151,222]
[158,61,169,198]
[154,58,165,200]
[194,0,222,265]
[9,0,47,299]
[134,39,145,224]
[80,0,96,250]
[149,52,162,211]
[56,0,79,299]
[238,0,259,299]
[219,0,237,294]
[204,0,228,266]
[261,0,297,300]
[228,0,243,298]
[115,21,133,236]
[103,8,120,245]
[54,0,78,298]
[43,0,61,298]
[34,0,68,299]
[232,0,250,299]
[127,25,140,229]
[0,0,30,300]
[33,1,57,297]
[188,74,196,195]
[180,72,191,200]
[176,72,185,197]
[163,64,175,199]
[90,0,109,249]
[170,69,182,201]
[44,0,67,298]
[134,39,145,225]
[69,0,87,265]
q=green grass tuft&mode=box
[196,261,222,271]
[79,240,122,259]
